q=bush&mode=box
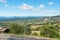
[40,24,59,38]
[25,24,31,34]
[32,32,38,36]
[8,23,25,34]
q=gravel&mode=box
[0,34,51,40]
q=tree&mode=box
[25,24,31,34]
[8,23,25,34]
[40,24,59,38]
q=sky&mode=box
[0,0,60,17]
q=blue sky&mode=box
[0,0,60,17]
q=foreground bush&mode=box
[8,23,25,34]
[40,24,59,38]
[8,23,31,34]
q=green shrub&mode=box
[40,24,59,38]
[32,32,38,36]
[8,23,25,34]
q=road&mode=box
[0,34,52,40]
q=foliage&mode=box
[40,24,59,38]
[32,32,38,35]
[8,23,25,34]
[25,24,31,34]
[8,23,31,34]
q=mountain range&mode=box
[0,15,60,22]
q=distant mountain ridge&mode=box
[0,15,60,22]
[0,16,45,21]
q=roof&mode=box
[0,27,9,32]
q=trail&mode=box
[0,34,54,40]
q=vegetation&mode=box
[0,16,60,39]
[9,23,24,34]
[40,24,59,38]
[7,23,60,38]
[8,23,31,34]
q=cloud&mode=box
[45,10,56,13]
[45,10,59,15]
[0,0,6,3]
[30,8,40,12]
[12,6,16,8]
[4,4,17,8]
[48,2,54,5]
[31,4,45,12]
[4,4,8,7]
[39,10,60,16]
[20,3,45,12]
[39,4,45,8]
[18,3,33,10]
[17,3,56,14]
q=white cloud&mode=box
[39,4,45,8]
[50,10,55,13]
[48,2,54,5]
[45,10,59,14]
[46,10,55,13]
[4,4,8,7]
[4,4,16,8]
[0,0,6,3]
[40,10,60,16]
[17,3,56,14]
[17,3,45,13]
[30,8,40,12]
[31,4,45,12]
[18,3,33,10]
[12,6,16,8]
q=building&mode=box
[0,27,10,33]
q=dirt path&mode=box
[0,34,58,40]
